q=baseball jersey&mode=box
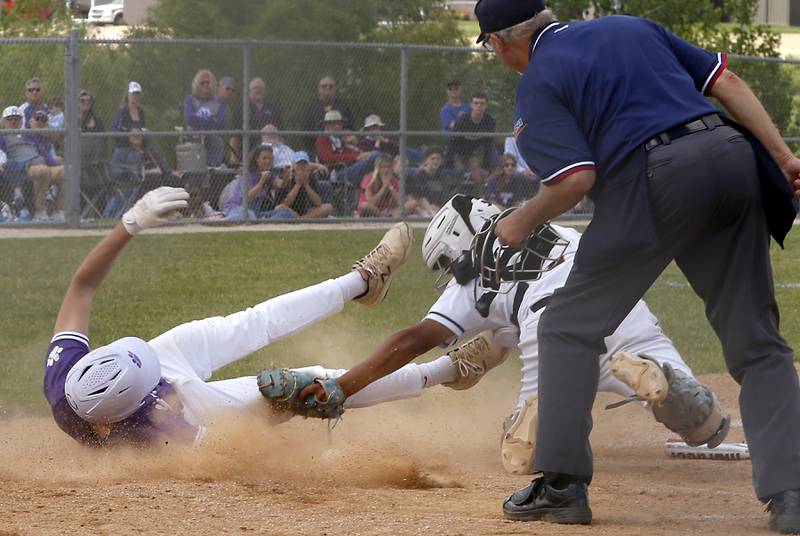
[513,16,726,184]
[44,332,203,448]
[425,225,582,347]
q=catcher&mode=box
[262,194,730,478]
[45,185,466,447]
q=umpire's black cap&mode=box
[475,0,546,43]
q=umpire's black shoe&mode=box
[768,489,800,534]
[502,476,592,525]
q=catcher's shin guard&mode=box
[501,394,538,475]
[610,353,730,448]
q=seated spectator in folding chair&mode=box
[271,151,333,219]
[0,106,65,222]
[358,154,420,218]
[80,90,107,161]
[406,146,453,217]
[316,110,380,190]
[222,145,294,221]
[106,129,181,218]
[111,82,145,148]
[357,114,424,165]
[261,123,330,191]
[184,70,228,167]
[483,153,540,210]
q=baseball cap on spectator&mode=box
[362,114,385,130]
[219,76,234,89]
[446,79,461,89]
[128,81,142,94]
[474,0,545,43]
[323,110,343,123]
[292,151,310,164]
[2,105,22,119]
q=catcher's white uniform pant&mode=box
[516,300,692,412]
[147,278,431,427]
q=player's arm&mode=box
[53,187,190,337]
[302,319,454,399]
[710,70,800,195]
[494,170,595,247]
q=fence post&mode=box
[64,29,81,227]
[240,43,251,221]
[399,45,409,217]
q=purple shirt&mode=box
[184,95,227,130]
[44,332,201,448]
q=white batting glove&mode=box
[122,186,190,236]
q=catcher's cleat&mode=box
[444,330,509,391]
[353,222,413,307]
[501,394,538,475]
[610,352,668,403]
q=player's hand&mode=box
[494,208,533,248]
[122,186,190,236]
[299,381,325,402]
[778,154,800,198]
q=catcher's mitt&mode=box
[257,368,345,420]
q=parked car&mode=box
[87,0,123,25]
[67,0,91,18]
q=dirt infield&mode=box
[0,371,773,536]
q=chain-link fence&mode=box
[0,30,798,226]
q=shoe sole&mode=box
[610,352,668,403]
[501,394,538,475]
[504,506,592,524]
[772,513,800,534]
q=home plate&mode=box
[664,437,750,461]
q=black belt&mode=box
[644,114,724,152]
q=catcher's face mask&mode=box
[471,209,570,293]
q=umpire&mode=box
[475,0,800,531]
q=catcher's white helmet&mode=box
[422,194,501,288]
[64,337,161,424]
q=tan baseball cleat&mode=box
[501,394,538,475]
[353,222,413,306]
[444,330,510,391]
[610,352,669,403]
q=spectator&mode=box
[273,151,333,219]
[260,123,329,178]
[111,81,146,147]
[223,145,294,220]
[317,110,382,190]
[19,77,49,129]
[484,153,539,209]
[316,110,369,169]
[48,96,64,130]
[446,91,497,170]
[106,128,180,218]
[184,69,227,167]
[503,136,536,178]
[0,106,65,222]
[358,154,407,217]
[230,77,282,166]
[439,79,470,131]
[218,76,235,103]
[357,114,399,156]
[79,90,106,161]
[407,146,449,215]
[301,75,354,151]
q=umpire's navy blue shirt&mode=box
[513,15,727,185]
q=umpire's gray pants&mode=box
[535,125,800,500]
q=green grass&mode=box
[3,226,800,415]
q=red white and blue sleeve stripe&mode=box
[701,52,728,95]
[540,160,596,185]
